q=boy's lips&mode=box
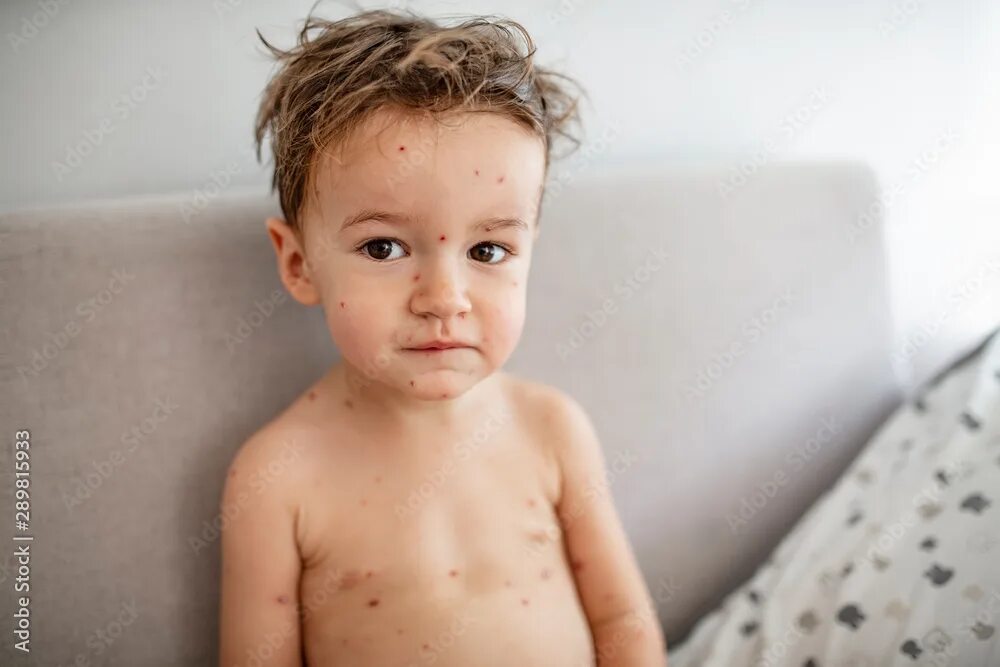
[404,340,473,351]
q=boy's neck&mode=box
[329,359,503,431]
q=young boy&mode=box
[219,8,668,666]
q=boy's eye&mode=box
[469,242,508,264]
[359,238,406,261]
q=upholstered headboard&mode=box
[0,160,901,664]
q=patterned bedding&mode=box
[671,327,1000,667]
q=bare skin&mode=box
[218,106,667,666]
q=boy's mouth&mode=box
[405,340,472,351]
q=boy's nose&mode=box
[409,260,471,321]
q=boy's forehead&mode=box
[311,108,546,227]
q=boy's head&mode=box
[254,8,583,402]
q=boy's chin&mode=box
[406,368,487,401]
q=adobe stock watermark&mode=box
[879,0,925,37]
[7,0,71,54]
[178,159,246,224]
[16,268,136,381]
[525,445,641,558]
[726,415,842,534]
[401,610,477,667]
[394,406,515,520]
[544,118,622,205]
[892,256,1000,374]
[51,66,165,182]
[556,244,669,362]
[224,289,289,353]
[676,0,758,72]
[53,598,139,664]
[847,126,960,244]
[61,396,180,512]
[589,576,680,666]
[189,436,306,556]
[682,287,796,401]
[719,86,833,199]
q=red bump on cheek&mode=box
[572,559,585,572]
[520,598,530,606]
[540,568,551,580]
[474,169,480,176]
[439,235,446,242]
[339,301,346,309]
[413,273,420,282]
[409,380,415,387]
[368,598,380,607]
[398,145,406,151]
[308,391,316,401]
[448,569,459,577]
[497,175,505,184]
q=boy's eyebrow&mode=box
[339,208,529,233]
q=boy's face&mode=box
[267,107,547,401]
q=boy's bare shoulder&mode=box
[496,372,593,447]
[223,401,331,509]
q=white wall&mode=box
[2,0,998,388]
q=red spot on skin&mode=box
[439,235,446,241]
[449,569,459,577]
[375,475,382,484]
[512,281,518,286]
[339,301,346,309]
[360,499,367,507]
[397,628,405,635]
[441,393,448,399]
[422,643,430,650]
[229,468,237,477]
[540,568,551,580]
[497,175,505,184]
[365,570,374,578]
[368,598,380,607]
[413,273,420,282]
[399,145,406,151]
[527,498,537,508]
[504,580,512,587]
[521,597,530,606]
[409,380,415,387]
[572,559,585,572]
[308,391,316,401]
[344,399,353,409]
[474,169,480,176]
[341,638,349,647]
[277,594,289,604]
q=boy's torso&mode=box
[285,369,596,666]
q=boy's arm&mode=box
[219,430,304,667]
[549,392,668,666]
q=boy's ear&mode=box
[265,217,321,306]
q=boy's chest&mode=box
[295,422,564,601]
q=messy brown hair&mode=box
[253,4,587,233]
